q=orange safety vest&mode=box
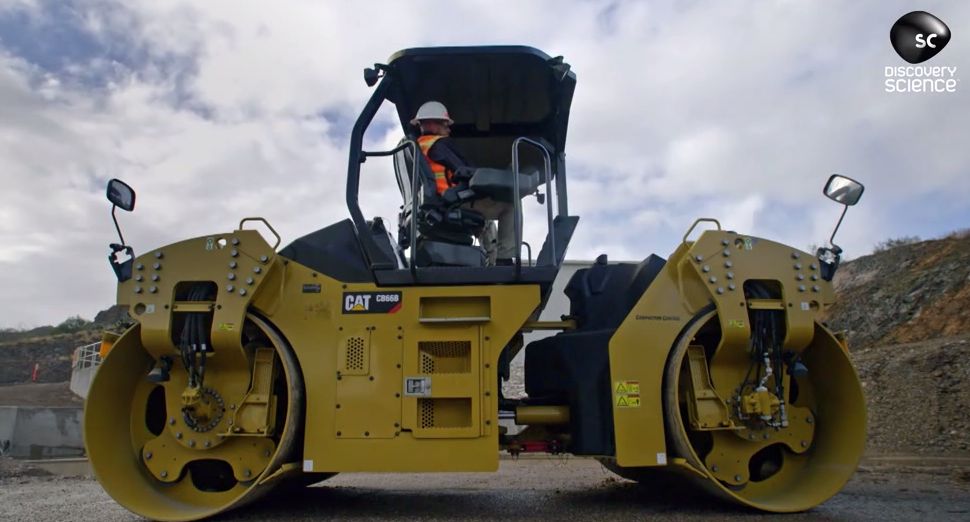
[417,135,453,195]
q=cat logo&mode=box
[346,294,370,311]
[342,291,403,314]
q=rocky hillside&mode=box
[0,306,129,384]
[819,232,970,456]
[824,231,970,348]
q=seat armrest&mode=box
[469,168,542,203]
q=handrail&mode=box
[73,342,103,370]
[682,218,722,244]
[511,137,555,276]
[362,141,414,158]
[238,217,281,250]
[361,140,420,274]
[522,241,533,266]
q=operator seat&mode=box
[392,138,547,268]
[393,139,487,267]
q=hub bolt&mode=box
[161,470,168,478]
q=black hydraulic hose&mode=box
[772,312,786,417]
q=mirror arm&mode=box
[828,204,848,251]
[111,204,126,247]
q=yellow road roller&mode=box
[86,46,867,521]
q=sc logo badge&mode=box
[890,11,950,64]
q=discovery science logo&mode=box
[890,11,950,63]
[885,11,958,93]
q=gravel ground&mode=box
[2,457,968,521]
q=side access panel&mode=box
[252,261,539,473]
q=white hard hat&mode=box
[410,101,453,125]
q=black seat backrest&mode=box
[393,138,439,208]
[392,137,485,268]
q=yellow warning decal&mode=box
[614,380,641,408]
[616,395,641,408]
[615,380,640,395]
[217,323,235,331]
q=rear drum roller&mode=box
[661,309,866,512]
[84,314,309,521]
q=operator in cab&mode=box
[412,101,516,264]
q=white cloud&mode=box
[0,0,968,326]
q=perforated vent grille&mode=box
[346,337,365,371]
[418,341,471,374]
[417,398,471,429]
[419,398,435,428]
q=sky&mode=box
[1,0,968,328]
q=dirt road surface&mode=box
[2,457,969,521]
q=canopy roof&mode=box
[384,46,576,157]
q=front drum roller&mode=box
[662,309,866,512]
[84,314,309,521]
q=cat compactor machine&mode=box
[86,46,867,521]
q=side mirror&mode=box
[107,179,136,211]
[823,174,864,206]
[818,174,865,282]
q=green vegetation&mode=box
[873,236,921,253]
